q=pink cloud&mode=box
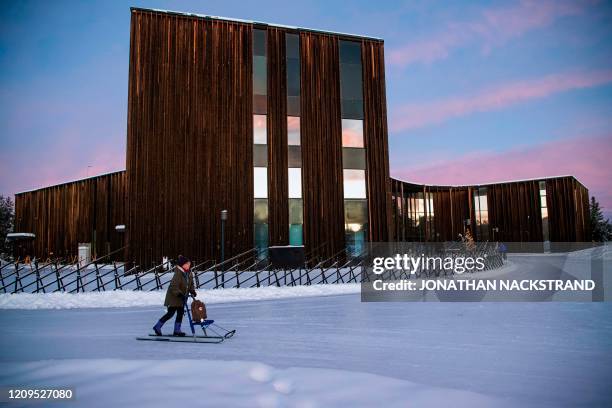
[0,135,125,197]
[391,134,612,216]
[388,0,590,67]
[390,69,612,132]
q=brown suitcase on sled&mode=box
[191,299,207,322]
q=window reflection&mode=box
[253,29,267,115]
[288,145,302,168]
[286,33,300,116]
[253,30,266,56]
[288,168,302,199]
[540,181,549,241]
[473,187,488,241]
[253,29,268,257]
[341,119,364,147]
[396,190,437,241]
[345,200,368,255]
[287,117,300,145]
[341,100,363,120]
[286,35,303,246]
[254,115,267,144]
[342,148,366,170]
[253,56,267,95]
[286,60,300,98]
[339,40,361,64]
[343,169,366,199]
[339,40,363,120]
[254,199,268,258]
[253,144,267,167]
[339,63,363,100]
[254,167,268,198]
[254,199,268,223]
[289,198,303,246]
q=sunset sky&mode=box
[1,0,611,216]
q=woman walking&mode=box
[152,255,197,336]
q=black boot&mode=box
[173,322,185,337]
[153,320,164,336]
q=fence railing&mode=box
[0,242,504,294]
[0,246,368,294]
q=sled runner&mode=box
[136,296,236,344]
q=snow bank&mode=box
[0,359,512,408]
[0,283,361,310]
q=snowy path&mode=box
[1,292,611,407]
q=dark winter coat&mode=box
[164,266,196,308]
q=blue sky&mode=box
[1,0,611,215]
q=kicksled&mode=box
[137,296,236,344]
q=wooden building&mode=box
[390,176,591,243]
[14,8,391,266]
[12,9,591,265]
[124,8,390,266]
[14,171,126,260]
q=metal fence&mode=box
[0,246,366,294]
[0,242,504,294]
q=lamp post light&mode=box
[220,210,228,264]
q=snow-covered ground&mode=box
[0,253,611,407]
[0,359,510,408]
[0,282,361,310]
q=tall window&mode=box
[425,191,435,240]
[286,33,303,246]
[473,187,489,241]
[414,192,426,240]
[540,181,549,242]
[253,29,268,257]
[339,40,366,255]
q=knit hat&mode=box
[176,255,190,267]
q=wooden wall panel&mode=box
[362,40,391,242]
[14,171,126,260]
[487,181,542,242]
[390,176,589,243]
[546,176,590,242]
[266,27,289,246]
[300,32,345,258]
[127,10,253,267]
[431,186,470,241]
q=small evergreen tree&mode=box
[0,195,15,256]
[590,197,612,242]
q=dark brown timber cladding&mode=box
[266,27,289,246]
[487,181,543,242]
[300,32,345,258]
[14,171,126,259]
[362,40,391,242]
[390,176,591,243]
[126,10,253,267]
[546,176,590,241]
[431,186,470,241]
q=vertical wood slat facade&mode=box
[391,176,590,243]
[14,171,126,259]
[300,32,345,258]
[546,176,591,242]
[18,9,592,263]
[126,10,253,267]
[431,186,470,241]
[14,12,392,264]
[487,181,543,242]
[362,40,391,242]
